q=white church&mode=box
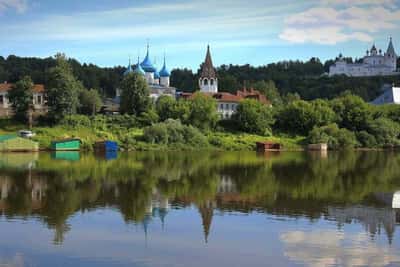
[329,37,398,77]
[116,43,176,101]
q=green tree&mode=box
[7,76,33,122]
[308,123,357,149]
[330,94,372,131]
[119,72,150,116]
[233,99,274,135]
[251,80,282,106]
[46,54,81,122]
[188,92,218,130]
[79,89,102,115]
[367,117,400,146]
[156,95,176,121]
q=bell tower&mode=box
[199,45,218,93]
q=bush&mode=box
[143,119,208,147]
[367,117,400,147]
[356,131,377,148]
[233,99,274,135]
[60,115,91,128]
[276,99,335,136]
[308,123,357,150]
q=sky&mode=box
[0,0,399,70]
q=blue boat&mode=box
[94,140,118,152]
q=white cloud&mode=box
[281,230,400,267]
[322,0,397,8]
[280,5,400,44]
[0,0,27,14]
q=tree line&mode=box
[1,54,399,102]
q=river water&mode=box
[0,151,400,267]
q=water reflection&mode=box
[0,151,400,266]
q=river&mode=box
[0,151,399,267]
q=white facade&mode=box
[199,77,218,93]
[329,38,398,77]
[160,76,170,87]
[371,84,400,105]
[217,102,238,119]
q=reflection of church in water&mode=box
[327,192,400,244]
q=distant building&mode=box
[180,46,270,119]
[116,44,176,101]
[199,45,218,93]
[329,37,398,77]
[0,82,47,117]
[371,84,400,105]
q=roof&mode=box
[140,45,156,73]
[0,135,18,142]
[200,45,217,79]
[0,83,45,93]
[387,37,396,56]
[159,56,170,77]
[179,88,270,104]
[371,84,400,105]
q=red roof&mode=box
[0,83,45,93]
[180,88,270,105]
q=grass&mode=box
[0,118,306,151]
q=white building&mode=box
[116,44,176,102]
[329,38,398,77]
[371,84,400,105]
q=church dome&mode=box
[134,63,146,76]
[140,45,157,73]
[123,60,134,76]
[159,56,170,77]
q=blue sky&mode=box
[0,0,399,70]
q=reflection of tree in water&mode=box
[1,151,400,244]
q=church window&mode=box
[0,95,3,105]
[210,79,214,85]
[204,79,208,85]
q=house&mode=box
[0,82,47,117]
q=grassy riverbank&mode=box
[0,118,304,151]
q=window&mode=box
[225,104,229,109]
[204,79,208,85]
[210,79,214,85]
[219,103,223,110]
[0,95,3,105]
[37,95,42,105]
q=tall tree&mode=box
[46,54,82,122]
[119,72,150,115]
[7,76,33,122]
[188,92,218,130]
[79,88,103,115]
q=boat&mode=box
[0,135,39,152]
[94,140,118,151]
[50,138,81,151]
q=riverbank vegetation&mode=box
[2,54,400,150]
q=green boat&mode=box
[0,135,39,152]
[50,138,81,151]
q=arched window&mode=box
[203,79,208,85]
[210,79,214,85]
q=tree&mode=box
[251,80,282,106]
[188,92,219,130]
[330,94,372,132]
[233,99,274,135]
[156,96,191,123]
[79,89,102,115]
[367,117,400,147]
[7,76,33,122]
[119,72,150,116]
[308,123,357,149]
[46,54,82,122]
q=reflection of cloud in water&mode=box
[0,253,25,267]
[280,230,400,267]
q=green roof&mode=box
[0,135,18,142]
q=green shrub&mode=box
[143,119,208,148]
[356,131,377,148]
[367,117,400,147]
[233,99,274,135]
[308,123,357,150]
[60,115,91,128]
